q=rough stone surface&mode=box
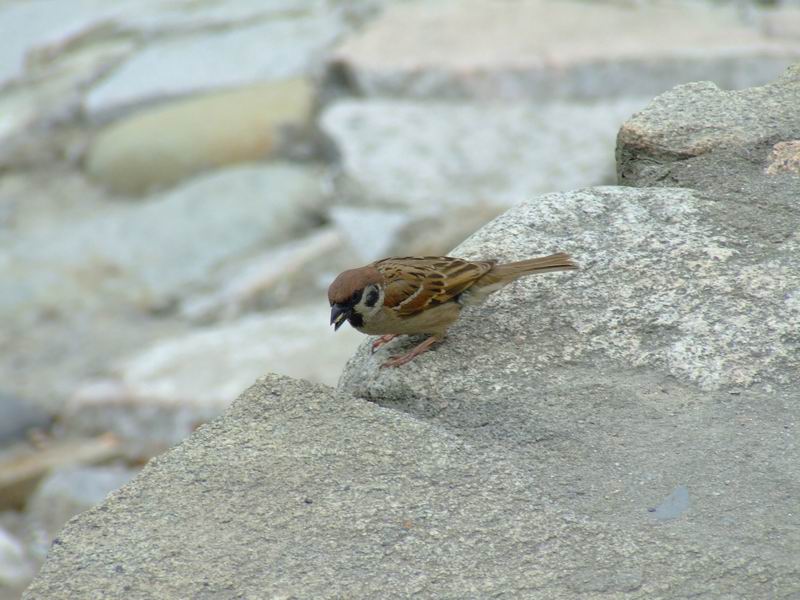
[766,139,800,175]
[321,98,645,208]
[341,186,798,393]
[336,185,799,594]
[24,374,800,598]
[85,14,342,121]
[615,65,800,275]
[331,0,800,100]
[26,466,136,560]
[617,63,800,184]
[85,79,314,194]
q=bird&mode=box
[328,252,578,367]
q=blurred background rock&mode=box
[0,0,799,596]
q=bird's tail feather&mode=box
[489,252,578,281]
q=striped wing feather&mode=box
[374,256,495,317]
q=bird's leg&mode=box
[371,334,398,354]
[381,335,440,368]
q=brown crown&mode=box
[327,266,383,304]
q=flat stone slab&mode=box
[337,185,799,593]
[0,164,325,319]
[321,97,646,208]
[332,0,800,100]
[0,0,316,89]
[23,375,799,598]
[85,12,342,121]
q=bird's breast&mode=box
[351,302,462,337]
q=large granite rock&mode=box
[343,186,797,393]
[617,63,800,185]
[23,182,800,597]
[23,375,798,598]
[336,184,799,594]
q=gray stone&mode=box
[0,0,326,89]
[328,205,413,262]
[321,98,646,208]
[337,185,799,593]
[24,375,798,598]
[85,13,343,121]
[26,466,137,560]
[617,63,800,184]
[651,485,690,522]
[0,164,325,319]
[0,392,50,444]
[0,38,134,170]
[0,0,123,88]
[180,227,347,322]
[0,526,33,589]
[616,65,799,259]
[340,186,798,393]
[331,0,800,100]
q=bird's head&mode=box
[327,266,384,331]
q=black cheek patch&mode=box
[365,289,379,307]
[348,312,364,328]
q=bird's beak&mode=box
[330,304,349,331]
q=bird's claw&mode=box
[379,336,439,368]
[371,334,398,354]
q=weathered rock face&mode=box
[617,63,800,185]
[335,184,799,594]
[21,375,800,599]
[343,186,798,394]
[23,180,800,597]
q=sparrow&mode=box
[328,252,578,367]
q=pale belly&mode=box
[353,302,462,337]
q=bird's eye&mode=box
[365,289,379,307]
[350,290,363,304]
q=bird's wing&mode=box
[374,256,495,317]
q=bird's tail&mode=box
[462,252,577,305]
[489,252,578,281]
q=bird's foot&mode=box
[371,334,398,354]
[381,336,439,368]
